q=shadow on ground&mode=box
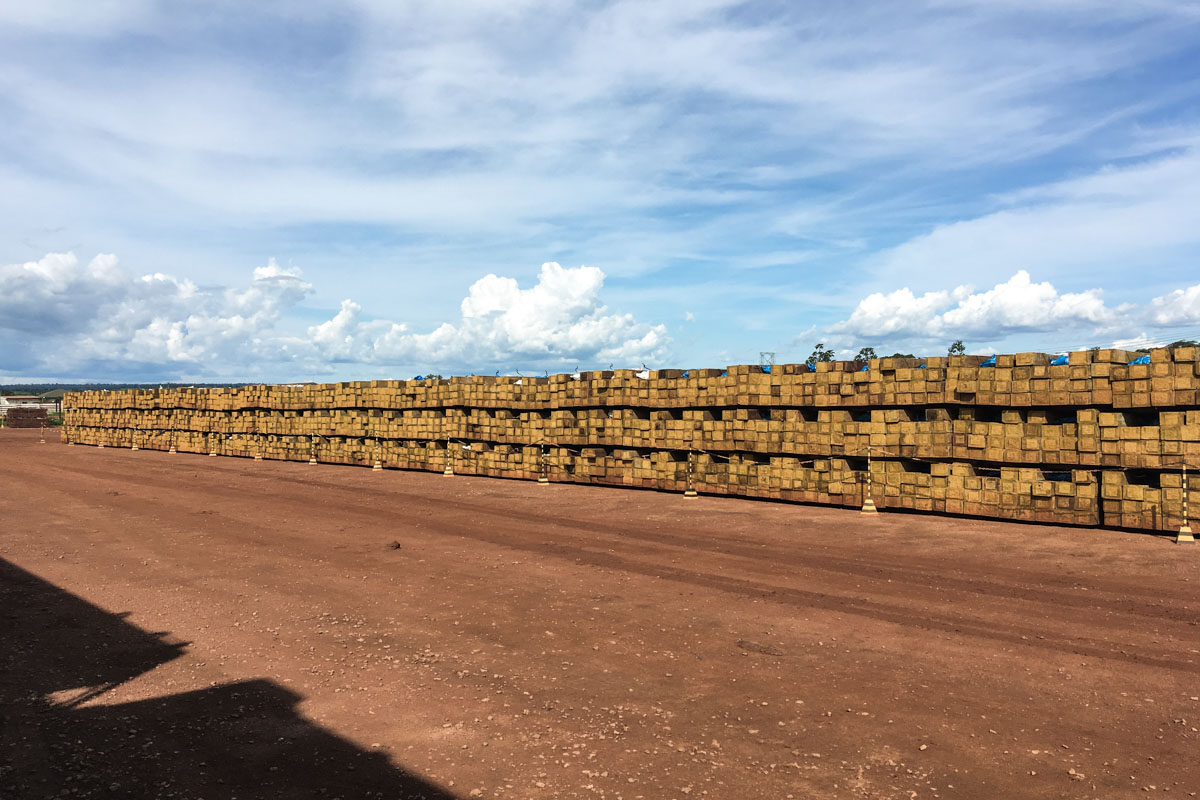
[0,558,456,799]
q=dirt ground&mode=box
[1,428,1197,800]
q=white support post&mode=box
[861,447,878,515]
[683,450,698,499]
[1179,461,1194,544]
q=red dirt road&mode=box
[2,427,1198,799]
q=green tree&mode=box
[853,347,876,364]
[889,352,916,358]
[805,342,835,369]
[948,340,966,356]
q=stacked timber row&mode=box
[63,347,1200,532]
[5,408,51,428]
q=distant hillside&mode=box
[0,383,249,395]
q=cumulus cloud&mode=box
[827,269,1200,351]
[832,285,958,338]
[1111,332,1157,351]
[1147,283,1200,326]
[0,253,667,380]
[831,270,1118,341]
[306,262,668,368]
[938,271,1114,334]
[0,252,315,376]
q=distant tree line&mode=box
[803,338,1199,367]
[0,382,250,395]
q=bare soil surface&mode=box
[2,428,1198,799]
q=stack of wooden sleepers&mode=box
[62,346,1200,533]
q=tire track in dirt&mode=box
[36,454,1199,622]
[25,457,1199,673]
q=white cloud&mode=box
[1147,283,1200,326]
[4,0,1197,251]
[827,269,1200,349]
[307,261,668,368]
[937,271,1113,333]
[0,253,667,380]
[832,286,957,338]
[0,252,316,374]
[1111,332,1156,350]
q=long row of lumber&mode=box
[62,346,1200,533]
[63,347,1200,411]
[61,405,1200,469]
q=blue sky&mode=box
[3,0,1200,382]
